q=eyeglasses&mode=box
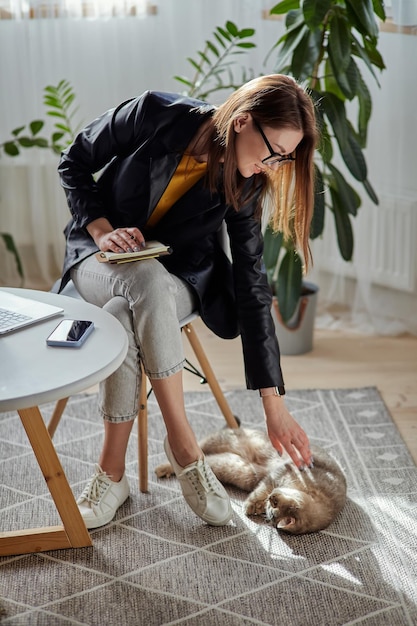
[253,119,295,168]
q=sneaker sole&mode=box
[79,491,130,530]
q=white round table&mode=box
[0,287,128,411]
[0,287,128,556]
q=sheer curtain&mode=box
[0,0,416,334]
[309,12,417,336]
[0,0,271,289]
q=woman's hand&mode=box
[262,395,313,469]
[87,218,145,253]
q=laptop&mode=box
[0,291,64,335]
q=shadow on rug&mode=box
[0,387,416,625]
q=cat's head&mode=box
[265,486,327,535]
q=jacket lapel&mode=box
[148,153,222,228]
[148,153,181,217]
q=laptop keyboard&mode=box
[0,307,32,329]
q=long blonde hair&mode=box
[206,74,319,270]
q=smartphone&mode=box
[46,319,94,348]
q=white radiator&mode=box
[317,194,417,293]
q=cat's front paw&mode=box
[155,462,174,478]
[244,496,267,516]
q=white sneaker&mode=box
[164,437,232,526]
[77,464,130,529]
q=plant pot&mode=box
[271,281,319,356]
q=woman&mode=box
[58,74,318,529]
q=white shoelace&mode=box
[181,460,219,499]
[79,465,110,504]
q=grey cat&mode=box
[155,427,347,534]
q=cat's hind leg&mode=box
[155,452,256,486]
[206,453,262,492]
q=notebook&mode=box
[0,291,64,335]
[95,240,172,264]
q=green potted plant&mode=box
[262,0,386,352]
[0,80,79,285]
[174,20,257,99]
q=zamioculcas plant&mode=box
[1,79,80,282]
[1,79,80,157]
[264,0,386,323]
[174,20,256,100]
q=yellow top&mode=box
[146,154,207,228]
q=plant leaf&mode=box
[18,137,35,148]
[330,188,354,260]
[372,0,386,21]
[198,51,211,66]
[276,249,303,323]
[323,92,367,180]
[327,163,361,216]
[345,0,379,39]
[216,26,231,41]
[310,165,325,238]
[351,33,381,86]
[322,91,348,144]
[263,225,283,274]
[172,76,193,88]
[363,178,379,204]
[206,41,219,57]
[11,126,25,137]
[214,32,227,49]
[303,0,332,28]
[291,29,322,81]
[1,233,24,280]
[324,58,346,100]
[53,123,71,133]
[226,21,238,37]
[46,111,66,119]
[356,70,372,145]
[344,128,367,181]
[32,137,49,148]
[43,95,61,108]
[330,56,359,100]
[273,23,307,71]
[3,141,19,156]
[270,0,300,15]
[327,13,351,73]
[29,120,44,135]
[52,131,65,143]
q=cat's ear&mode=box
[277,517,296,529]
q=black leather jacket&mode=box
[58,91,284,390]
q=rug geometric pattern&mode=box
[1,387,416,625]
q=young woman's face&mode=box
[233,114,303,178]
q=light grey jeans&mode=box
[71,254,197,423]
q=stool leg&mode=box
[138,365,148,492]
[182,323,239,429]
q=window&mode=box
[0,1,157,20]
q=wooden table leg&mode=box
[0,405,92,556]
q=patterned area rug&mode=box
[1,387,416,625]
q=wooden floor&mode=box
[183,319,417,465]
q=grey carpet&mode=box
[0,387,416,626]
